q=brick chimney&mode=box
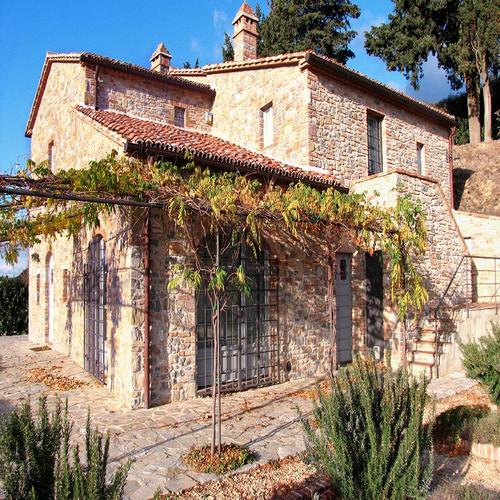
[150,42,172,74]
[232,2,258,62]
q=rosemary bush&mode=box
[0,397,132,500]
[302,356,433,500]
[460,323,500,405]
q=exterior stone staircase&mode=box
[409,314,457,378]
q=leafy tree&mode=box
[222,33,234,62]
[365,0,499,144]
[0,275,28,335]
[454,0,499,142]
[436,77,500,143]
[259,0,360,63]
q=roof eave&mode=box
[124,140,347,192]
[304,52,456,128]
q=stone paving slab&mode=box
[0,336,477,499]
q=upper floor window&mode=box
[262,103,273,148]
[416,142,425,174]
[174,107,185,128]
[367,113,383,175]
[48,141,56,173]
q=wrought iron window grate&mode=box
[195,237,280,395]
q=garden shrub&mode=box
[433,405,489,447]
[0,397,63,498]
[472,412,500,448]
[302,356,433,500]
[0,397,132,499]
[460,323,500,405]
[0,275,28,335]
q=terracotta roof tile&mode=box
[76,106,340,188]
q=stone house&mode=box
[25,2,479,409]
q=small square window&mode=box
[416,142,424,174]
[174,107,185,128]
[262,103,273,148]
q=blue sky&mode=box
[0,0,455,276]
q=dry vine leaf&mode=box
[26,367,88,391]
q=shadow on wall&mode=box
[64,220,132,394]
[453,168,475,210]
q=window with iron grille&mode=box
[174,106,185,128]
[367,113,383,175]
[416,142,424,174]
[195,236,280,395]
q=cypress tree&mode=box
[259,0,360,64]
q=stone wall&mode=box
[134,216,367,405]
[307,70,452,198]
[354,171,468,365]
[186,65,311,168]
[91,66,213,131]
[31,62,124,169]
[28,213,139,407]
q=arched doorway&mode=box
[195,236,279,394]
[84,235,107,383]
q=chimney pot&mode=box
[150,42,172,74]
[232,2,258,62]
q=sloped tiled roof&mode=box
[76,106,341,188]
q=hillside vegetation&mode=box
[453,140,500,216]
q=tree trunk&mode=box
[211,305,218,455]
[465,75,481,144]
[481,65,492,142]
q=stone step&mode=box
[408,350,435,365]
[410,361,434,378]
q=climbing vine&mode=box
[1,153,428,453]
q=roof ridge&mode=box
[308,52,454,122]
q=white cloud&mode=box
[213,9,228,30]
[190,38,201,52]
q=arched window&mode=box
[195,235,279,393]
[84,235,107,383]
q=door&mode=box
[195,238,279,393]
[46,254,54,343]
[84,236,107,383]
[336,254,353,364]
[366,251,385,359]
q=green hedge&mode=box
[0,276,28,336]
